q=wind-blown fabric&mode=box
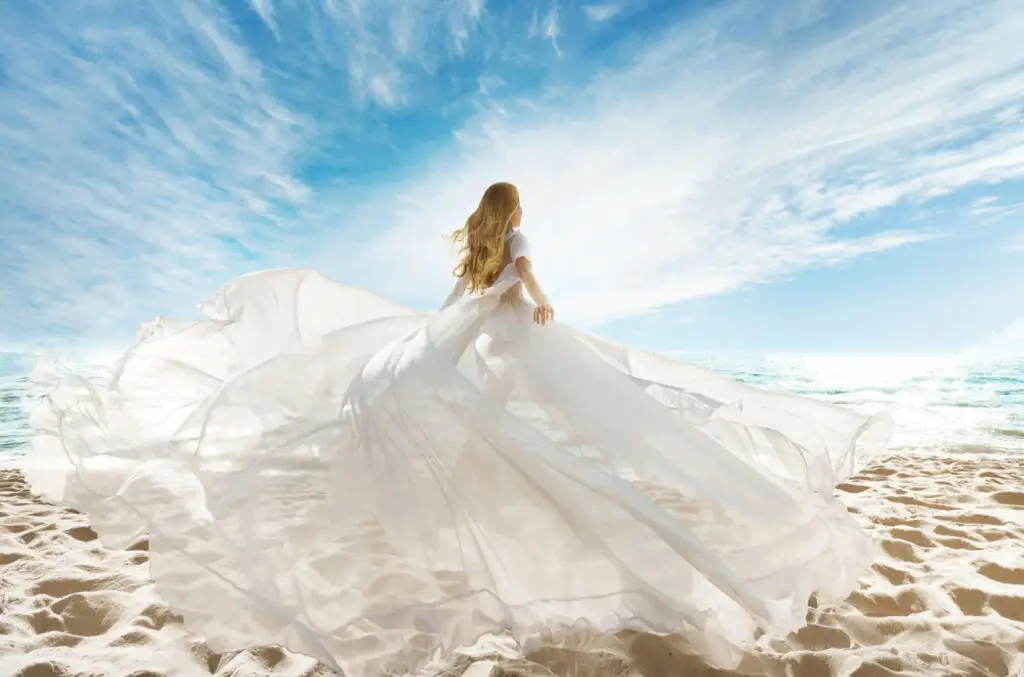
[25,264,889,676]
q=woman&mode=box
[26,182,889,676]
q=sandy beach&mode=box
[2,453,1022,677]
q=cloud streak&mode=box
[1,0,1023,353]
[0,0,484,349]
[307,0,1024,325]
[584,3,625,23]
[0,0,313,347]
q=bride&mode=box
[25,182,890,676]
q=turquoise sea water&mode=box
[2,351,1023,467]
[685,353,1024,454]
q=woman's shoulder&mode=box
[508,230,530,259]
[507,229,531,260]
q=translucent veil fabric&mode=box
[24,266,890,676]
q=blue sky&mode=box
[1,0,1022,358]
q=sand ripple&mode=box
[2,454,1023,677]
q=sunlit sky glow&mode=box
[1,0,1022,357]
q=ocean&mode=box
[2,351,1023,467]
[686,352,1024,454]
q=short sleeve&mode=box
[508,231,531,262]
[440,276,465,310]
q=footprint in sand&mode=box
[988,595,1024,622]
[48,591,124,637]
[129,601,179,632]
[874,516,927,528]
[889,527,935,548]
[936,537,983,551]
[886,495,956,511]
[947,587,989,617]
[933,524,976,541]
[881,539,922,563]
[63,526,97,542]
[35,631,84,649]
[16,523,58,545]
[848,589,928,617]
[30,574,134,599]
[106,628,157,648]
[12,660,76,677]
[978,562,1024,585]
[872,563,916,585]
[0,551,27,565]
[992,491,1024,507]
[126,538,150,552]
[789,622,853,651]
[938,512,1005,527]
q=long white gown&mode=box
[24,230,890,676]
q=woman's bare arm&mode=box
[515,257,554,325]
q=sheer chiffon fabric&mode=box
[24,265,889,676]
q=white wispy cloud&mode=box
[249,0,279,35]
[303,0,1024,325]
[529,6,562,55]
[969,196,1024,224]
[584,3,624,22]
[299,0,487,108]
[0,0,313,347]
[0,0,486,349]
[544,8,562,56]
[2,0,1024,352]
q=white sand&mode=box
[2,454,1023,677]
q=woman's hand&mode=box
[533,303,555,325]
[516,257,554,325]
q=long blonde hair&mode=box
[449,182,520,292]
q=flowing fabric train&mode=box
[24,265,889,676]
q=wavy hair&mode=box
[448,182,520,292]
